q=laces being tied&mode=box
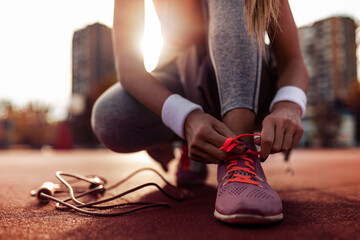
[220,133,261,186]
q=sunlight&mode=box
[142,0,163,72]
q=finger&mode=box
[197,141,229,161]
[272,122,285,153]
[208,122,240,150]
[189,148,221,164]
[282,129,294,152]
[212,122,236,139]
[291,127,304,149]
[211,122,249,153]
[206,127,231,149]
[260,119,275,160]
[254,137,261,146]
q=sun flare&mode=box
[142,0,163,72]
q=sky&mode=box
[0,0,359,120]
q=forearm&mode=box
[115,60,172,116]
[112,0,172,116]
[269,0,309,93]
[259,0,308,159]
[268,0,309,114]
[276,58,309,92]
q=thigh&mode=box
[91,60,183,153]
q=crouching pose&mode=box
[92,0,308,224]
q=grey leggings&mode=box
[91,0,261,154]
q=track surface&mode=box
[1,148,359,240]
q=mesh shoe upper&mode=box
[215,134,283,217]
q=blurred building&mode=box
[298,16,358,147]
[72,22,116,97]
[299,17,357,105]
[71,23,117,147]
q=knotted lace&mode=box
[220,134,261,186]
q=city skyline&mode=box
[0,0,359,121]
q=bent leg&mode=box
[206,0,262,137]
[207,0,262,118]
[91,61,183,154]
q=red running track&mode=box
[0,148,359,240]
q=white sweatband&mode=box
[269,86,307,117]
[161,94,203,139]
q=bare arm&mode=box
[269,0,309,92]
[258,0,309,159]
[113,0,241,164]
[113,0,172,116]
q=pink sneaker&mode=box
[214,134,283,224]
[176,144,208,186]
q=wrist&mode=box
[270,86,307,117]
[272,101,302,116]
[161,94,203,139]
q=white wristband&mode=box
[269,86,307,117]
[161,94,203,139]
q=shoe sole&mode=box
[214,210,283,224]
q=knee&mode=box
[91,90,137,153]
[91,95,115,151]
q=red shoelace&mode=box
[220,134,261,185]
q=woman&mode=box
[92,0,309,223]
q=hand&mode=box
[184,109,246,164]
[255,101,304,160]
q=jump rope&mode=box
[30,168,186,216]
[30,134,293,216]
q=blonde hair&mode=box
[244,0,280,53]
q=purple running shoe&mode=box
[176,144,208,186]
[214,134,283,224]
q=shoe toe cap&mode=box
[215,183,283,216]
